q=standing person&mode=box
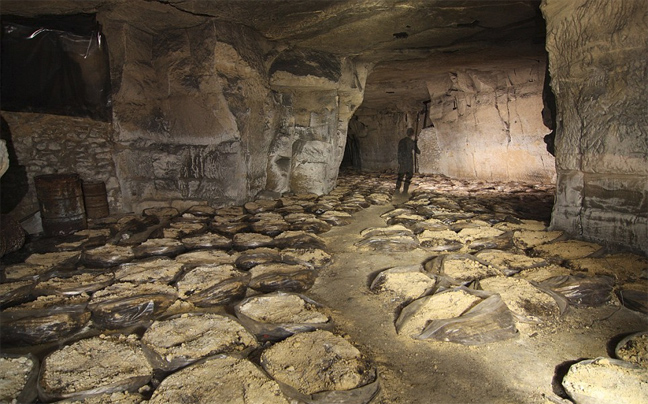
[395,127,420,194]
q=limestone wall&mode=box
[104,20,280,212]
[423,64,554,182]
[355,62,555,183]
[352,112,409,173]
[542,0,648,254]
[103,18,367,208]
[1,15,367,219]
[1,112,120,220]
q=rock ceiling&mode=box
[1,0,545,111]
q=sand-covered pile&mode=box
[261,330,376,396]
[39,335,152,401]
[142,313,257,370]
[149,355,289,404]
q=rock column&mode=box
[267,50,368,195]
[542,0,648,254]
[105,20,278,211]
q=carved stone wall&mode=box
[423,65,555,182]
[352,111,409,173]
[104,20,280,212]
[417,126,442,174]
[2,16,367,219]
[355,62,555,183]
[542,0,648,254]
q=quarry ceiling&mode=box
[1,0,546,111]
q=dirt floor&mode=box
[1,172,647,403]
[308,189,647,404]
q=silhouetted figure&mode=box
[395,128,420,195]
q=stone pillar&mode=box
[267,50,368,195]
[542,0,648,254]
[105,20,277,211]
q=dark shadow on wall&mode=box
[541,54,556,157]
[0,116,29,214]
[341,132,362,171]
[341,116,365,171]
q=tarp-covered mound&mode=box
[396,287,518,345]
[260,330,379,403]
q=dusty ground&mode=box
[2,173,647,403]
[309,193,647,404]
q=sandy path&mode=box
[309,202,646,404]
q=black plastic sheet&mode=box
[0,301,91,345]
[539,275,615,308]
[616,289,648,314]
[417,293,519,345]
[1,14,111,121]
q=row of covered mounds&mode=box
[365,178,647,347]
[0,178,391,403]
[0,181,394,339]
[0,190,360,342]
[366,176,648,404]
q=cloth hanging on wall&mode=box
[1,13,111,121]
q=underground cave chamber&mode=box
[0,1,646,403]
[1,0,645,256]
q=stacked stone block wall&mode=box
[2,112,121,220]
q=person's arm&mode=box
[414,139,421,155]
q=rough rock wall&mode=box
[1,113,119,220]
[354,62,554,183]
[104,19,280,212]
[1,14,367,220]
[423,65,555,182]
[266,50,369,195]
[542,0,648,254]
[352,112,410,173]
[417,126,442,174]
[0,140,7,177]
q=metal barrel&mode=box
[82,180,109,219]
[34,173,87,237]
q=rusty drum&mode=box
[34,173,87,237]
[82,181,109,219]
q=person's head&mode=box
[406,128,415,138]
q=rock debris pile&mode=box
[1,172,646,403]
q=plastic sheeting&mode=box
[1,14,111,121]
